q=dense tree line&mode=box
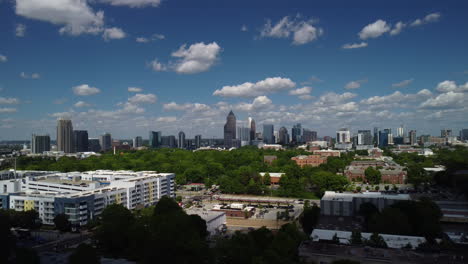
[4,147,353,198]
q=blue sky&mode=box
[0,0,467,140]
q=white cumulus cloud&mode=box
[289,86,312,95]
[260,16,323,45]
[213,77,296,98]
[0,97,20,104]
[345,79,367,89]
[74,101,91,108]
[128,87,143,92]
[0,108,17,113]
[235,96,273,112]
[103,27,126,40]
[420,91,465,109]
[171,42,221,74]
[156,116,177,122]
[128,93,157,104]
[411,13,441,27]
[342,42,368,49]
[72,84,101,96]
[359,19,390,40]
[392,79,414,88]
[389,21,406,36]
[435,80,468,93]
[0,55,8,62]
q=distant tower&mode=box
[279,127,289,145]
[263,124,274,144]
[397,125,404,138]
[133,136,143,148]
[73,130,89,152]
[99,133,112,151]
[56,119,74,153]
[178,131,186,149]
[248,117,256,141]
[224,111,236,148]
[292,123,302,143]
[336,128,351,143]
[195,135,202,149]
[409,130,417,146]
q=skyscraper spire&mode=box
[224,110,236,148]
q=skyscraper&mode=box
[224,111,236,148]
[378,130,389,148]
[373,127,379,146]
[149,131,162,148]
[263,124,274,144]
[161,135,176,148]
[292,123,302,143]
[248,117,256,141]
[195,135,202,148]
[397,125,404,137]
[409,130,417,146]
[31,134,50,154]
[88,138,101,152]
[237,126,250,146]
[178,131,186,149]
[56,119,74,153]
[336,128,351,143]
[99,133,112,151]
[303,129,317,142]
[133,136,143,148]
[357,130,372,145]
[461,129,468,141]
[441,129,452,137]
[278,127,289,145]
[73,130,89,152]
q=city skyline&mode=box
[1,0,468,140]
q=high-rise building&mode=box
[397,125,404,138]
[133,136,143,148]
[73,130,89,152]
[303,129,318,142]
[195,135,202,149]
[178,131,186,149]
[56,119,74,153]
[373,127,379,146]
[378,130,389,148]
[99,133,112,152]
[278,127,290,145]
[461,129,468,141]
[263,124,274,144]
[336,128,351,143]
[409,130,417,146]
[161,135,176,148]
[384,129,393,145]
[31,134,51,154]
[224,111,236,148]
[357,130,372,145]
[441,129,452,138]
[292,123,302,143]
[88,138,101,152]
[248,117,256,141]
[237,127,250,146]
[149,131,162,148]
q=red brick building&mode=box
[291,155,327,167]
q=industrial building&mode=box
[0,170,175,226]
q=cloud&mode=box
[171,42,221,74]
[128,93,157,104]
[213,77,296,98]
[345,79,367,89]
[420,91,465,109]
[411,13,441,27]
[435,80,468,93]
[20,72,40,79]
[103,27,126,40]
[149,59,167,71]
[99,0,162,8]
[16,23,26,37]
[235,96,273,112]
[74,101,91,108]
[163,102,210,112]
[361,90,432,106]
[392,79,414,88]
[298,94,314,100]
[136,33,165,43]
[0,108,17,113]
[0,55,8,62]
[72,84,101,96]
[358,19,390,39]
[0,97,20,104]
[260,16,323,45]
[342,42,368,49]
[241,25,248,32]
[289,86,312,95]
[156,116,177,122]
[15,0,105,36]
[389,21,406,36]
[128,87,143,92]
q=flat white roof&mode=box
[321,191,411,201]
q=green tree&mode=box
[68,244,100,264]
[263,173,271,186]
[349,230,363,245]
[53,213,71,232]
[332,233,340,244]
[366,233,388,248]
[299,204,320,235]
[365,167,381,184]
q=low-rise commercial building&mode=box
[344,160,407,184]
[320,191,410,217]
[312,149,341,158]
